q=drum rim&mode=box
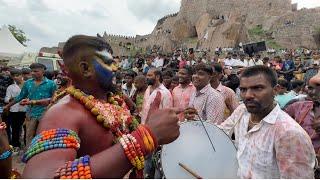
[179,120,237,149]
[159,120,238,178]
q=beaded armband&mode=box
[54,155,92,179]
[0,145,13,160]
[22,128,80,163]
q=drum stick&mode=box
[197,114,216,152]
[178,162,202,179]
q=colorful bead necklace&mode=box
[66,86,139,136]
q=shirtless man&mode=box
[22,35,180,178]
[0,122,12,178]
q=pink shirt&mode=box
[219,104,315,178]
[141,84,173,123]
[172,83,196,120]
[179,60,187,69]
[189,84,225,124]
[285,101,320,155]
[216,83,239,118]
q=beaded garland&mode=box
[22,128,80,163]
[54,155,92,179]
[0,145,13,160]
[66,86,139,136]
[64,86,157,178]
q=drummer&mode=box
[186,63,225,124]
[218,65,315,178]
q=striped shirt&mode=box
[189,84,225,124]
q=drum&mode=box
[160,121,239,179]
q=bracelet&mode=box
[119,133,146,178]
[118,125,158,178]
[141,125,158,149]
[119,134,145,169]
[31,100,37,106]
[54,155,92,179]
[132,125,157,154]
[0,145,13,160]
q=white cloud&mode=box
[0,0,180,52]
[292,0,320,9]
[1,0,319,52]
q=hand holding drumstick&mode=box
[184,107,198,120]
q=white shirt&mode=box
[248,59,263,67]
[233,59,249,67]
[121,83,136,98]
[186,60,196,66]
[219,104,315,178]
[141,84,173,123]
[153,57,164,68]
[224,58,236,67]
[5,83,27,112]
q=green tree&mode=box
[8,25,30,46]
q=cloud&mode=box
[0,0,181,52]
[26,0,50,12]
[80,9,109,18]
[2,0,319,53]
[126,0,180,22]
[292,0,320,9]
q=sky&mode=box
[0,0,319,52]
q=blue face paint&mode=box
[93,59,114,90]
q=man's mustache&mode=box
[243,100,261,106]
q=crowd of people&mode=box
[0,34,319,178]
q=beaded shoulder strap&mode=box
[22,128,81,163]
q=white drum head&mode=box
[161,121,238,179]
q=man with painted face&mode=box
[22,35,180,178]
[218,65,315,178]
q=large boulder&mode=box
[172,18,197,41]
[195,13,213,40]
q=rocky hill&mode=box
[48,0,320,56]
[109,0,320,55]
